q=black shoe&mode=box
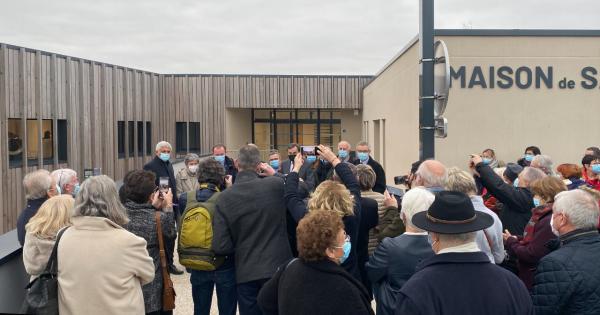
[168,265,184,275]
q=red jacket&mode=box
[505,211,555,289]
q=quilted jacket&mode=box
[532,229,600,315]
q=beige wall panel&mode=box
[363,35,600,186]
[225,109,252,151]
[363,43,420,185]
[436,36,600,170]
[340,110,362,150]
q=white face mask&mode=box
[188,165,199,173]
[550,214,560,236]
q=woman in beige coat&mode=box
[23,195,73,280]
[57,175,155,315]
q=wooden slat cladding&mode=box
[0,43,373,234]
[0,44,162,234]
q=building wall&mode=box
[0,44,163,233]
[363,33,600,185]
[0,44,372,233]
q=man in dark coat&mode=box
[212,145,292,315]
[212,144,238,182]
[17,169,58,246]
[143,141,182,274]
[396,191,533,315]
[280,143,315,189]
[366,187,435,315]
[470,154,545,234]
[532,189,600,315]
[353,141,387,194]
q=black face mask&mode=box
[288,155,295,162]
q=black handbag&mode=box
[23,227,70,315]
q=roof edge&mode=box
[365,28,600,89]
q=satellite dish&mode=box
[433,40,450,118]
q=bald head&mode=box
[415,160,448,188]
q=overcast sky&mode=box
[1,0,599,75]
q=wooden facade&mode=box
[0,43,372,233]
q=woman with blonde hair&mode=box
[23,195,73,280]
[284,145,362,281]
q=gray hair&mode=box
[237,145,261,171]
[520,167,546,187]
[51,168,78,192]
[338,140,351,149]
[356,164,376,191]
[155,141,172,151]
[356,141,370,149]
[445,167,477,195]
[184,153,200,165]
[416,160,448,188]
[73,175,129,226]
[553,189,599,230]
[401,187,434,230]
[23,169,52,200]
[531,155,555,176]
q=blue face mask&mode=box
[214,155,226,164]
[72,183,80,197]
[592,164,600,174]
[159,153,170,162]
[338,149,348,159]
[513,178,520,188]
[357,152,369,162]
[55,184,62,195]
[482,158,492,165]
[269,160,280,170]
[340,240,351,264]
[306,155,317,163]
[524,154,534,162]
[533,197,541,207]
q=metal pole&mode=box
[419,0,435,160]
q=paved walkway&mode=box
[171,253,239,315]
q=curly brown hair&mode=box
[120,170,156,204]
[296,210,344,262]
[530,176,567,203]
[198,158,225,187]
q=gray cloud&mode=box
[0,0,598,74]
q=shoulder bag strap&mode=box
[47,226,70,274]
[155,212,168,270]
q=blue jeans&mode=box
[190,267,237,315]
[237,278,269,315]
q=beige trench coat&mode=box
[57,216,155,315]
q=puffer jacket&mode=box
[532,229,600,315]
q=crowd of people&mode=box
[15,139,600,314]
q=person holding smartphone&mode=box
[143,141,183,275]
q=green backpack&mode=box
[177,188,224,271]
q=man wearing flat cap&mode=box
[395,191,533,315]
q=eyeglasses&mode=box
[331,235,350,249]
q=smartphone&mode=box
[159,177,169,193]
[302,146,316,155]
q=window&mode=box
[117,121,125,158]
[128,121,134,156]
[137,121,144,156]
[252,110,341,154]
[7,119,23,168]
[57,119,68,163]
[7,119,54,168]
[176,122,187,154]
[189,122,200,152]
[146,122,152,156]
